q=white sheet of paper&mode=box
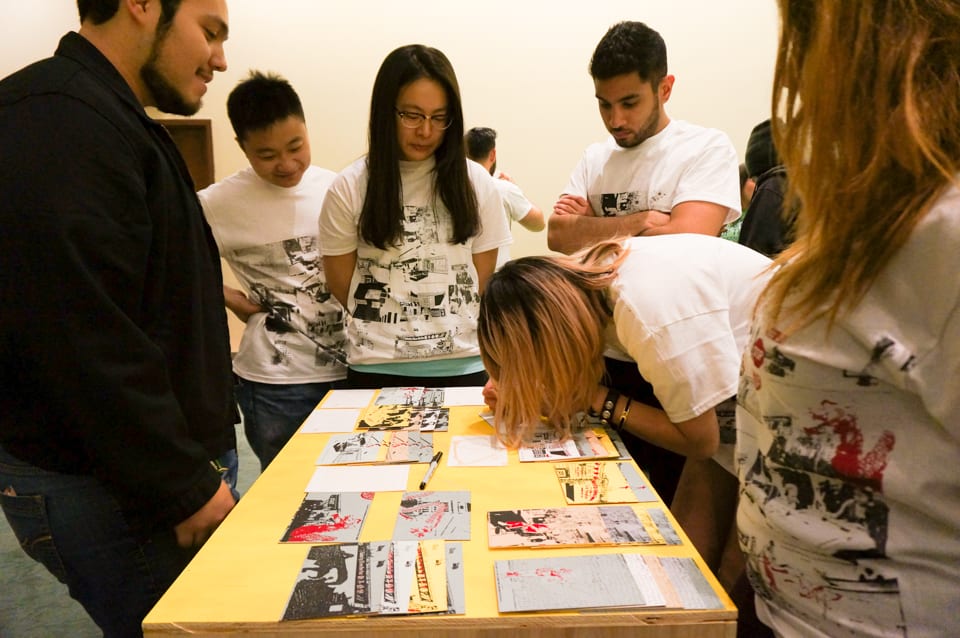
[299,408,362,433]
[305,465,410,493]
[441,386,485,407]
[446,435,508,467]
[319,389,377,409]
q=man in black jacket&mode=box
[0,1,235,635]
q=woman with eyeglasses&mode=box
[320,44,510,389]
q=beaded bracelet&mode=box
[615,398,633,433]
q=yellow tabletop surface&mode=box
[143,392,736,637]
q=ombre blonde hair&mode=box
[477,240,629,446]
[761,0,960,331]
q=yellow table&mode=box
[143,396,736,637]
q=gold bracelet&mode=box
[616,398,632,433]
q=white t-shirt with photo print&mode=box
[319,156,511,367]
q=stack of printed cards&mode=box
[281,540,465,620]
[493,554,722,613]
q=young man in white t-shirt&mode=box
[551,20,742,504]
[464,127,544,267]
[550,21,740,255]
[548,23,756,630]
[199,71,347,472]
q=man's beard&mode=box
[140,27,201,116]
[615,95,661,149]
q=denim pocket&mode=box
[0,490,68,583]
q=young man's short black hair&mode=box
[589,21,667,84]
[226,71,305,142]
[78,0,182,26]
[464,127,497,162]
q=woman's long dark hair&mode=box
[361,44,480,249]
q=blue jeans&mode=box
[0,445,198,637]
[235,378,338,472]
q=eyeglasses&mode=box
[395,109,454,130]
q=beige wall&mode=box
[5,1,779,347]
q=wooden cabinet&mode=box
[156,118,215,190]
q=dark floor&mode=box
[0,424,260,637]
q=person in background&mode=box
[737,1,960,635]
[319,44,511,389]
[0,0,235,635]
[720,163,753,242]
[464,126,544,268]
[549,20,741,505]
[737,118,790,257]
[199,71,347,473]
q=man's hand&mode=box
[482,378,499,412]
[173,480,236,548]
[552,194,594,217]
[223,285,264,323]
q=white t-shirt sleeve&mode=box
[197,183,228,255]
[561,149,592,199]
[498,180,534,222]
[671,133,741,224]
[469,162,512,254]
[318,163,364,256]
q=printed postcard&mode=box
[643,508,682,545]
[280,492,372,543]
[493,553,662,613]
[281,543,372,620]
[407,539,448,614]
[443,542,466,615]
[487,505,646,548]
[384,431,434,463]
[316,432,386,465]
[377,540,419,615]
[393,491,472,541]
[555,461,646,504]
[518,428,619,462]
[358,404,449,431]
[375,386,445,408]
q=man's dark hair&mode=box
[589,21,667,83]
[78,0,182,28]
[464,127,497,162]
[227,71,305,142]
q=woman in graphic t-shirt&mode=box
[320,44,510,389]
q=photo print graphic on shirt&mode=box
[745,400,895,557]
[600,191,647,217]
[599,190,669,217]
[841,335,919,387]
[739,531,905,634]
[352,204,478,360]
[741,426,905,634]
[230,235,346,367]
